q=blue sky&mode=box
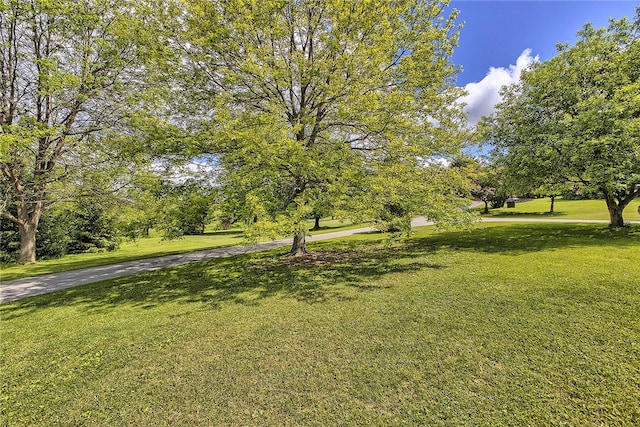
[449,0,639,124]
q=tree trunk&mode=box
[607,205,625,228]
[1,205,41,264]
[549,195,556,214]
[483,200,489,214]
[311,215,321,231]
[289,229,307,256]
[18,221,37,264]
[604,193,625,228]
[12,196,44,264]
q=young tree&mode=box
[491,143,572,214]
[464,161,507,214]
[306,186,335,231]
[0,0,158,263]
[179,0,470,255]
[485,13,640,227]
[535,183,574,214]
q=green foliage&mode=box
[0,201,120,262]
[1,211,72,262]
[34,210,74,259]
[361,161,475,234]
[485,12,640,226]
[64,204,121,254]
[0,218,20,263]
[0,0,163,262]
[172,0,470,250]
[155,180,216,239]
[457,158,508,213]
[562,186,603,200]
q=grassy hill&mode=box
[2,223,639,425]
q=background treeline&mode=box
[0,177,216,263]
[1,201,119,262]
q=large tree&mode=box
[177,0,470,255]
[0,0,158,263]
[486,13,640,227]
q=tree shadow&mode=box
[2,223,638,318]
[408,222,640,255]
[482,211,568,218]
[0,239,442,318]
[202,230,244,237]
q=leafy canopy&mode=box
[175,0,471,248]
[0,0,165,262]
[485,11,640,226]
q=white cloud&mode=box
[459,49,538,126]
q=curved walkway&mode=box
[1,217,637,303]
[0,226,376,303]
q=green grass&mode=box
[480,197,640,220]
[2,223,639,426]
[5,199,639,283]
[0,219,364,282]
[0,230,245,282]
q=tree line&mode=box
[483,17,640,226]
[1,0,639,263]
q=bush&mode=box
[562,186,603,200]
[36,211,73,258]
[490,195,508,209]
[0,220,20,263]
[64,206,120,254]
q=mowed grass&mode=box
[0,218,363,282]
[2,223,639,426]
[0,230,245,282]
[481,197,640,221]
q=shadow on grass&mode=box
[3,223,638,317]
[481,211,568,218]
[1,238,442,317]
[202,230,244,236]
[408,222,640,255]
[309,226,339,232]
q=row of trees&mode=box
[0,173,216,262]
[2,1,639,263]
[484,14,640,225]
[2,0,475,262]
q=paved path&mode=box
[1,217,637,303]
[0,226,377,303]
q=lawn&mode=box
[2,223,639,426]
[0,218,363,282]
[481,197,640,221]
[0,229,244,282]
[5,199,639,282]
